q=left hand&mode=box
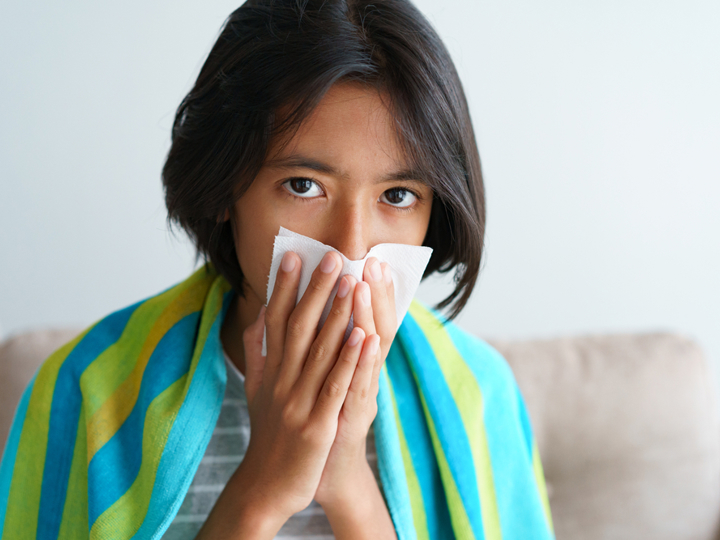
[314,257,397,509]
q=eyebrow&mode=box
[263,154,428,185]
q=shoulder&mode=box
[407,298,519,391]
[34,266,225,385]
[406,298,528,435]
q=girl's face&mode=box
[231,82,434,308]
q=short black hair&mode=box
[162,0,485,322]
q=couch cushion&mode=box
[489,332,720,540]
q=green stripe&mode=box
[2,328,91,540]
[184,277,230,384]
[84,277,210,460]
[416,387,475,540]
[90,375,187,538]
[90,277,229,537]
[81,269,210,420]
[386,370,430,540]
[532,442,554,536]
[409,302,502,539]
[57,406,89,539]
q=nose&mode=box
[321,204,371,261]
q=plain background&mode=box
[1,1,719,397]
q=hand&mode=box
[314,257,397,509]
[234,250,378,522]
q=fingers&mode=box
[380,262,396,326]
[344,333,381,418]
[264,252,301,378]
[375,261,396,380]
[361,257,396,391]
[352,280,376,338]
[358,256,398,344]
[363,257,389,307]
[364,259,396,350]
[310,326,366,425]
[296,274,358,412]
[242,305,266,405]
[277,251,343,391]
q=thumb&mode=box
[242,304,266,404]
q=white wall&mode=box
[1,1,718,393]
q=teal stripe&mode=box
[39,302,139,539]
[398,314,484,539]
[387,339,453,539]
[444,322,553,540]
[515,384,534,458]
[0,372,38,537]
[88,312,200,527]
[133,291,232,539]
[374,362,418,540]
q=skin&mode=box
[198,81,433,539]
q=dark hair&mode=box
[162,0,485,322]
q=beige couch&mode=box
[2,329,719,539]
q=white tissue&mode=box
[262,226,433,356]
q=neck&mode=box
[220,287,264,378]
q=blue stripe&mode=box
[386,339,453,539]
[515,384,535,458]
[397,313,485,540]
[0,372,38,538]
[373,363,417,540]
[444,324,553,540]
[36,303,139,540]
[88,312,200,526]
[132,292,232,540]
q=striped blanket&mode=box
[0,266,554,540]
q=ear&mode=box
[218,208,231,223]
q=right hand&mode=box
[235,250,376,522]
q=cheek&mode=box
[384,206,432,247]
[232,196,282,296]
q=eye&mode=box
[380,187,417,208]
[283,177,324,198]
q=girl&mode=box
[0,1,554,539]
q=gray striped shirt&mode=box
[163,353,382,539]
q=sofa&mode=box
[2,328,719,539]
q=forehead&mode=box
[267,82,408,167]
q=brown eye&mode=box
[283,177,322,198]
[381,187,416,208]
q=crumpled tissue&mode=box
[262,226,433,355]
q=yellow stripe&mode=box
[58,406,89,539]
[85,279,208,460]
[89,375,187,539]
[409,301,502,540]
[416,387,475,539]
[2,327,92,540]
[383,367,430,540]
[90,276,230,537]
[185,277,232,385]
[80,268,211,421]
[532,442,555,536]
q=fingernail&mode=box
[282,252,296,273]
[320,252,337,274]
[370,260,382,282]
[383,264,392,284]
[337,276,350,298]
[361,282,371,305]
[369,335,380,355]
[348,327,364,347]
